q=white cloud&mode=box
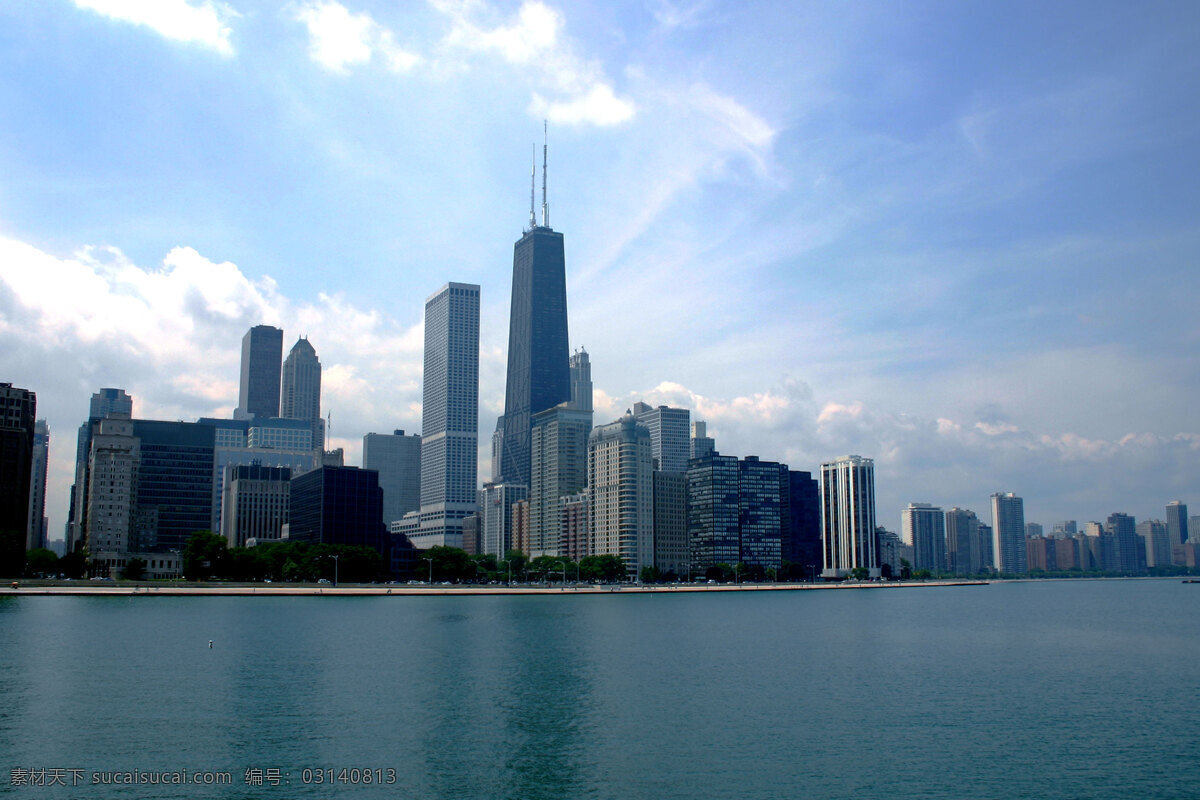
[432,0,635,127]
[292,1,420,74]
[73,0,239,56]
[0,233,424,545]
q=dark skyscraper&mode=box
[500,132,570,489]
[0,383,36,575]
[238,325,283,419]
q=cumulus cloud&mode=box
[432,0,635,127]
[73,0,239,56]
[0,233,423,543]
[291,0,419,74]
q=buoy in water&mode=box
[208,640,213,649]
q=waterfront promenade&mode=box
[4,579,986,596]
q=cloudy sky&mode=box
[1,0,1197,543]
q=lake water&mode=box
[2,580,1198,799]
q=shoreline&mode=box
[4,580,988,597]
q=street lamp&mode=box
[422,557,433,584]
[326,554,339,586]
[501,559,511,586]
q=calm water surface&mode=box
[2,580,1198,799]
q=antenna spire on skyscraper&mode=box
[529,144,536,231]
[541,119,549,228]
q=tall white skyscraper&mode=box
[633,402,690,473]
[416,282,480,549]
[281,336,323,450]
[820,455,878,579]
[991,492,1027,574]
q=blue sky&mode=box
[1,0,1197,543]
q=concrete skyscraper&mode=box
[990,492,1027,574]
[237,324,283,420]
[903,503,946,573]
[820,455,879,579]
[945,507,982,575]
[281,336,323,450]
[416,283,480,549]
[68,388,133,553]
[633,402,690,473]
[588,413,653,578]
[500,134,570,490]
[689,421,715,461]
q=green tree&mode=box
[122,557,146,581]
[183,531,229,580]
[580,554,626,582]
[423,546,473,582]
[850,567,870,580]
[640,565,663,584]
[59,550,86,579]
[503,549,528,582]
[25,548,59,577]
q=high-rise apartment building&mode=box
[782,470,821,576]
[903,503,946,573]
[68,388,133,553]
[633,402,690,473]
[687,451,740,571]
[820,455,879,579]
[480,482,527,557]
[0,383,36,574]
[27,420,49,551]
[363,430,421,526]
[1166,501,1188,545]
[990,492,1027,574]
[1138,519,1172,569]
[652,471,688,575]
[280,336,323,450]
[738,456,784,569]
[500,156,570,489]
[588,414,653,577]
[1105,512,1142,573]
[945,507,982,575]
[417,282,480,549]
[237,325,283,420]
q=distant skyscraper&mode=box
[569,348,592,412]
[945,507,981,575]
[690,421,715,461]
[68,387,134,553]
[1105,512,1141,573]
[417,282,480,549]
[1166,501,1188,545]
[990,492,1027,574]
[588,413,653,577]
[363,430,421,526]
[820,455,878,579]
[687,451,739,571]
[738,456,784,569]
[633,402,690,473]
[280,336,323,450]
[1138,519,1171,569]
[652,471,688,575]
[27,420,49,551]
[237,324,283,420]
[480,482,527,557]
[0,383,36,574]
[1025,522,1044,539]
[500,143,570,489]
[782,470,821,575]
[903,503,946,573]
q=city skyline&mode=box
[0,1,1197,542]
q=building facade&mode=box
[1166,501,1189,546]
[417,282,480,549]
[280,336,324,450]
[222,465,291,548]
[820,455,879,579]
[945,507,982,575]
[27,420,49,551]
[237,324,283,420]
[68,388,133,553]
[500,221,570,489]
[652,471,688,576]
[633,402,690,473]
[588,414,653,578]
[990,492,1027,575]
[287,466,387,556]
[903,503,946,573]
[687,452,740,572]
[363,430,421,527]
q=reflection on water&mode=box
[1,582,1199,799]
